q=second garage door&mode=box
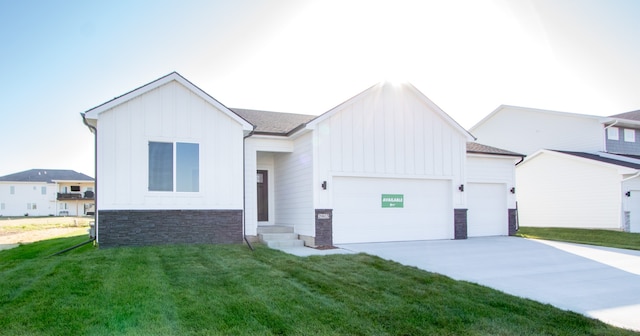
[332,177,452,244]
[467,183,508,237]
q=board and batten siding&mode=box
[274,133,315,236]
[97,80,245,210]
[517,152,623,229]
[471,106,605,156]
[313,83,467,209]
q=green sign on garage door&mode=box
[381,194,404,208]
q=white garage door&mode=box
[332,177,452,244]
[467,183,507,237]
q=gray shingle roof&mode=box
[0,169,94,183]
[609,110,640,121]
[231,108,316,135]
[466,142,525,157]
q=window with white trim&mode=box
[41,186,47,195]
[607,127,619,140]
[10,186,15,195]
[624,129,636,142]
[149,141,199,192]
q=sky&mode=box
[1,0,640,177]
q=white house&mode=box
[0,169,95,217]
[518,150,640,232]
[471,105,640,232]
[470,105,640,156]
[82,72,523,248]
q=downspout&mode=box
[81,113,98,245]
[242,128,256,251]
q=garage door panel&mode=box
[333,177,452,244]
[467,183,507,237]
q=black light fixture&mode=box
[626,191,631,197]
[510,187,516,194]
[458,184,464,192]
[321,181,327,190]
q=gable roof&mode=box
[553,151,640,170]
[0,169,94,183]
[82,72,254,133]
[521,150,640,173]
[232,108,315,136]
[466,142,524,157]
[306,82,475,141]
[470,105,605,133]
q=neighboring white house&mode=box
[518,150,640,233]
[0,169,95,217]
[82,72,523,248]
[470,105,640,156]
[470,105,640,232]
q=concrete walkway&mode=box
[335,237,640,332]
[0,243,19,251]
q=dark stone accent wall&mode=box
[98,209,243,248]
[508,208,518,236]
[454,209,468,240]
[315,209,333,247]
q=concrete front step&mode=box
[258,225,304,248]
[266,239,305,248]
[259,233,298,241]
[257,225,295,234]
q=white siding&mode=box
[274,133,314,236]
[314,83,467,209]
[517,152,623,229]
[471,106,605,155]
[96,80,245,210]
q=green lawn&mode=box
[1,236,638,335]
[516,227,640,251]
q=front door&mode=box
[257,170,269,222]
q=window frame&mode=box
[148,141,200,193]
[624,129,636,143]
[607,127,619,140]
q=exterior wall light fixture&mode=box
[322,181,327,190]
[510,187,516,194]
[458,184,464,192]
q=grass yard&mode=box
[516,227,640,251]
[1,237,638,335]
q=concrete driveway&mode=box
[338,237,640,332]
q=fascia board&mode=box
[520,149,637,174]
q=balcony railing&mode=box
[57,192,95,200]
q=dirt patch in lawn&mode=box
[0,227,87,245]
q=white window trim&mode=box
[624,129,636,142]
[608,127,619,140]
